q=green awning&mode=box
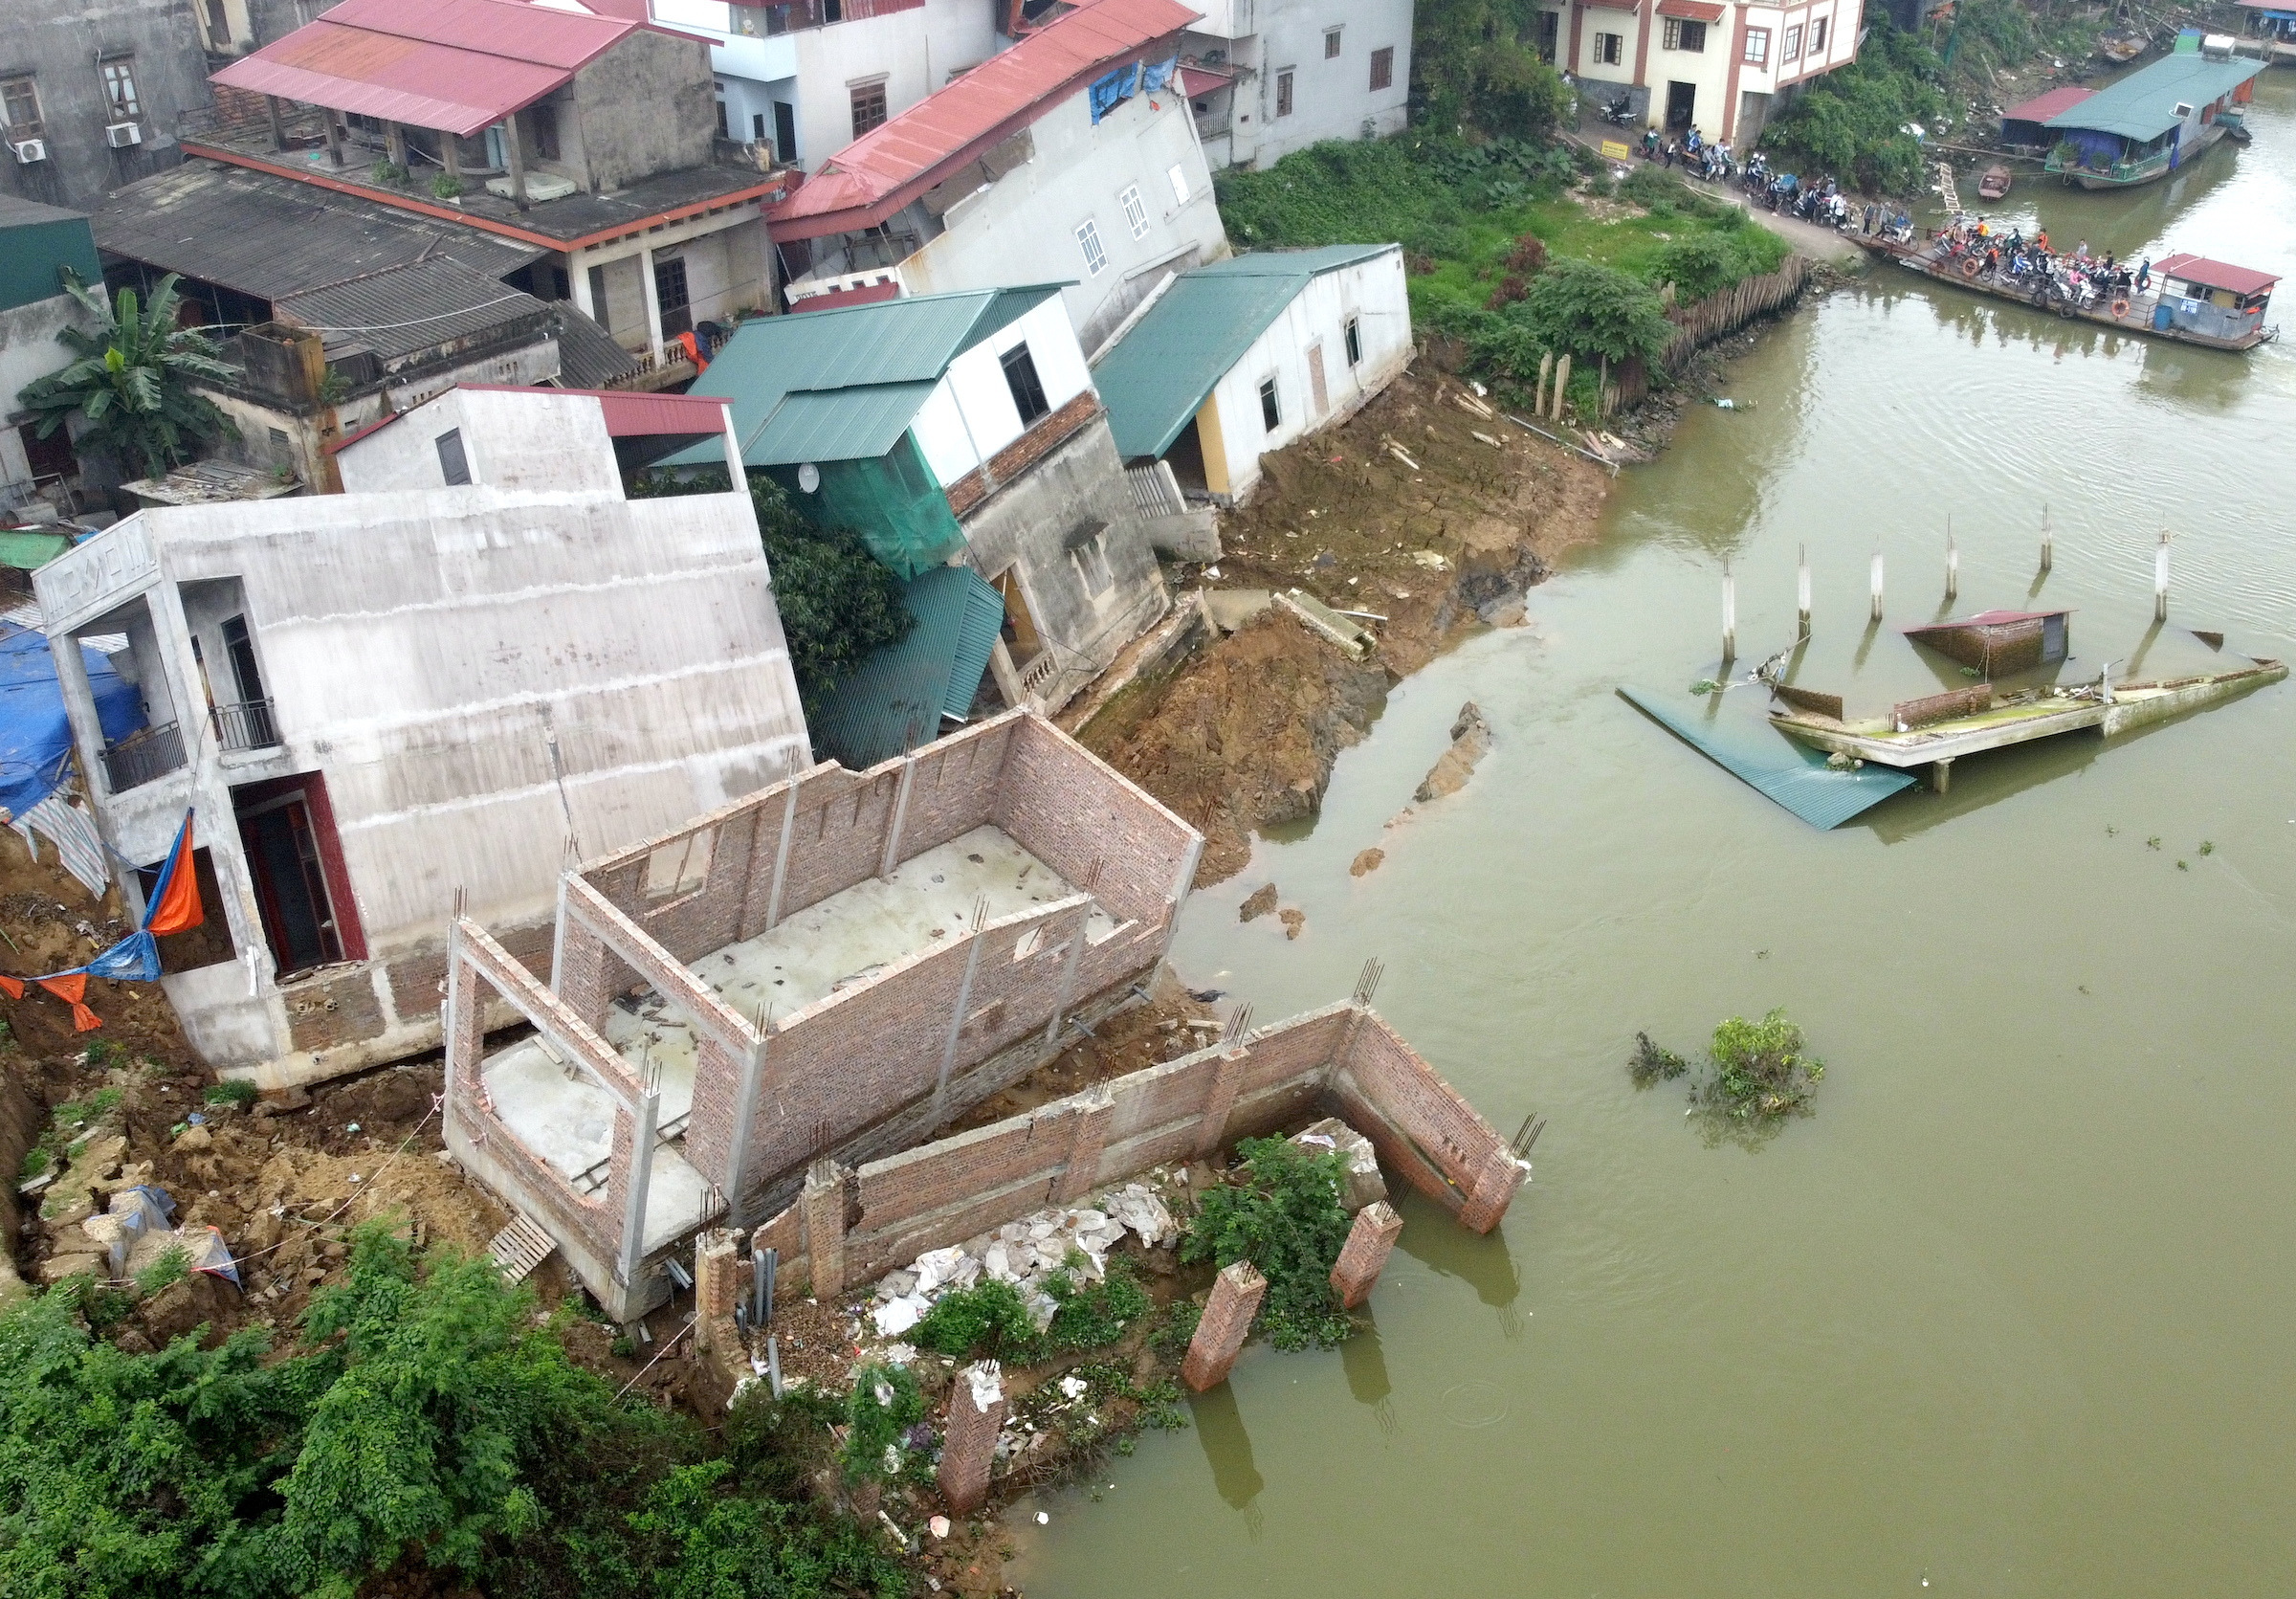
[2043,54,2264,142]
[1619,686,1917,830]
[810,565,1006,769]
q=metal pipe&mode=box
[1870,547,1885,621]
[762,1247,777,1328]
[2040,504,2053,573]
[766,1333,784,1398]
[2154,531,2171,621]
[751,1247,767,1326]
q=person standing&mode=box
[2136,256,2152,292]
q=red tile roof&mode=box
[1999,85,2095,123]
[211,0,635,138]
[2154,254,2280,297]
[769,0,1200,241]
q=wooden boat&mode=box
[1856,234,2281,352]
[1977,165,2013,199]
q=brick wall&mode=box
[753,1003,1520,1296]
[991,717,1195,925]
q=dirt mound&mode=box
[1082,362,1606,884]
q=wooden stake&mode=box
[2154,530,2171,622]
[2040,503,2053,573]
[1870,546,1885,622]
[1797,543,1811,637]
[1722,561,1736,662]
[1945,518,1958,603]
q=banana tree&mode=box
[16,274,237,481]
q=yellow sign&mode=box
[1600,139,1632,161]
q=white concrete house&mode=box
[1178,0,1415,170]
[767,0,1229,354]
[1093,243,1410,504]
[1546,0,1867,146]
[653,0,999,171]
[34,388,809,1087]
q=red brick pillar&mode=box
[938,1361,1006,1515]
[1193,1046,1247,1158]
[1181,1260,1267,1391]
[1328,1200,1402,1310]
[443,927,488,1120]
[802,1159,848,1300]
[693,1229,740,1355]
[1049,1084,1113,1204]
[1457,1145,1526,1234]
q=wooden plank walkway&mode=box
[488,1213,558,1282]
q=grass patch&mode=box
[134,1244,191,1296]
[204,1079,259,1109]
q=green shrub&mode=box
[1759,19,1945,193]
[912,1278,1038,1362]
[1697,1009,1825,1121]
[1517,257,1676,366]
[1043,1256,1151,1355]
[1182,1137,1356,1351]
[838,1362,925,1485]
[134,1243,191,1296]
[1628,1032,1689,1086]
[205,1079,259,1109]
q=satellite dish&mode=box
[797,462,820,493]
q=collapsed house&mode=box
[442,706,1205,1321]
[35,388,806,1082]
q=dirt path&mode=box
[1078,362,1609,885]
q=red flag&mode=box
[36,973,100,1032]
[0,975,21,999]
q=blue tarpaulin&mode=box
[0,624,143,819]
[1620,686,1919,830]
[1090,63,1141,122]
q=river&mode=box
[1010,68,2296,1598]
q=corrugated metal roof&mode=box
[94,162,539,301]
[551,304,643,389]
[1619,687,1918,831]
[810,565,1005,768]
[2043,54,2263,141]
[272,255,548,362]
[1999,85,2095,122]
[1094,244,1398,460]
[2155,252,2280,296]
[666,284,1062,467]
[769,0,1200,240]
[210,0,634,138]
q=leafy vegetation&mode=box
[1700,1009,1824,1121]
[913,1277,1038,1362]
[910,1255,1153,1366]
[131,1244,190,1297]
[1042,1256,1152,1354]
[838,1362,926,1485]
[203,1079,259,1109]
[15,274,236,480]
[1758,19,1947,194]
[1181,1137,1356,1351]
[0,1223,907,1599]
[1628,1031,1689,1087]
[1411,0,1576,140]
[630,468,912,716]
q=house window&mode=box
[586,264,609,332]
[1593,32,1623,65]
[1324,26,1342,56]
[204,0,232,43]
[1,77,39,134]
[99,59,140,120]
[221,615,267,706]
[850,80,887,137]
[527,101,560,161]
[716,99,730,138]
[1782,24,1802,59]
[1070,523,1115,597]
[1119,183,1148,239]
[1809,16,1827,51]
[1075,218,1107,276]
[1275,68,1294,117]
[1000,343,1050,425]
[1258,376,1281,432]
[1167,162,1188,205]
[1743,26,1769,63]
[1344,314,1362,366]
[655,256,692,338]
[435,429,471,485]
[1663,17,1706,51]
[1369,46,1394,90]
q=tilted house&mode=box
[766,0,1228,354]
[669,284,1173,739]
[1093,244,1411,505]
[1175,0,1415,171]
[35,388,808,1087]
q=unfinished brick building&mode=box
[443,709,1203,1321]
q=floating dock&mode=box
[1863,237,2280,352]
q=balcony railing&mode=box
[101,722,188,793]
[211,699,280,752]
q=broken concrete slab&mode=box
[1415,701,1492,803]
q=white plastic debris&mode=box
[913,1245,966,1294]
[1034,1511,1049,1525]
[871,1295,928,1337]
[929,1516,952,1539]
[1057,1374,1089,1399]
[966,1361,1004,1409]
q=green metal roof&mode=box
[810,564,1006,768]
[1618,687,1917,831]
[0,530,73,571]
[0,194,99,316]
[664,285,1065,469]
[1093,244,1400,461]
[2044,54,2264,141]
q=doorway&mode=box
[233,773,363,979]
[773,101,797,164]
[1666,80,1697,131]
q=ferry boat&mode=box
[2040,45,2263,189]
[1862,237,2280,353]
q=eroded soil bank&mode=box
[1076,360,1611,884]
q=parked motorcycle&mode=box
[1599,95,1636,126]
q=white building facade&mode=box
[1179,0,1415,170]
[1554,0,1865,145]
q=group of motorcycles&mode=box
[1590,95,1915,240]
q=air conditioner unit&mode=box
[8,139,45,164]
[105,121,143,147]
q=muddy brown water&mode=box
[1008,73,2296,1597]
